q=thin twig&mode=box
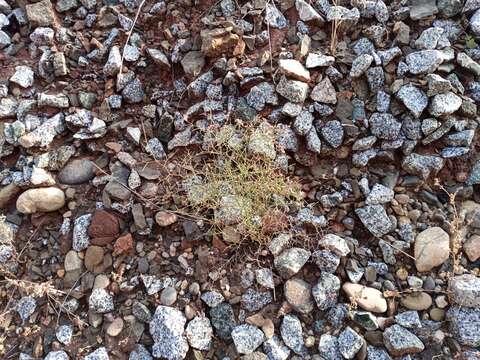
[120,0,147,72]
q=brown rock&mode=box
[155,211,178,227]
[84,246,104,272]
[284,278,314,314]
[0,183,20,208]
[114,233,134,256]
[25,0,57,27]
[88,210,120,245]
[400,292,432,310]
[262,318,274,339]
[106,317,124,337]
[200,28,245,57]
[464,234,480,262]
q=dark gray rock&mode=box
[369,113,401,140]
[209,302,236,340]
[58,159,95,184]
[355,205,393,237]
[312,273,340,310]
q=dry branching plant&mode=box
[434,179,462,275]
[176,123,303,249]
[0,216,85,344]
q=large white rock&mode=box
[16,187,65,214]
[342,282,387,313]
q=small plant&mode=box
[178,123,303,248]
[434,179,462,275]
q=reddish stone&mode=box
[212,235,228,253]
[88,210,120,246]
[113,233,134,256]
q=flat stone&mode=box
[414,227,450,272]
[296,0,323,21]
[181,51,205,77]
[395,311,421,329]
[471,8,480,35]
[10,66,34,88]
[366,184,394,205]
[16,296,36,322]
[83,347,109,360]
[406,50,443,74]
[279,59,310,82]
[160,287,177,306]
[58,159,95,184]
[84,246,104,272]
[241,288,272,312]
[383,325,424,356]
[293,110,313,136]
[342,283,387,313]
[321,120,343,148]
[350,54,373,78]
[400,292,432,310]
[318,334,342,360]
[402,153,444,179]
[201,291,225,307]
[45,351,69,360]
[106,317,124,337]
[103,46,122,76]
[56,325,73,345]
[265,3,288,28]
[209,302,236,340]
[72,214,92,251]
[147,48,170,68]
[306,53,335,68]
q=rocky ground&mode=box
[2,0,480,359]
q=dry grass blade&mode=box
[120,0,147,72]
